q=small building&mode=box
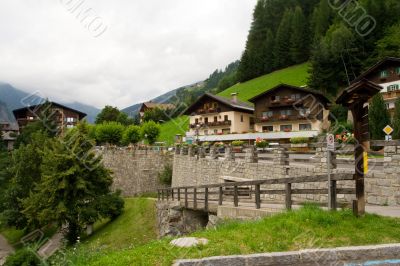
[13,102,87,133]
[139,101,176,122]
[183,93,254,137]
[352,57,400,117]
[0,121,19,150]
[249,84,330,138]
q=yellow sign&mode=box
[383,125,394,135]
[363,152,368,174]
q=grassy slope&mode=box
[67,205,400,266]
[157,116,189,145]
[219,62,310,102]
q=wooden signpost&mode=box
[336,79,383,216]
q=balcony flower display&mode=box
[255,138,268,149]
[279,115,288,120]
[283,128,291,132]
[261,117,269,122]
[290,137,309,150]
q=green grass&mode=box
[81,198,157,251]
[219,63,310,102]
[0,226,25,246]
[157,116,189,145]
[66,205,400,266]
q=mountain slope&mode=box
[218,63,309,102]
[0,83,100,123]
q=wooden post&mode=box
[330,180,337,210]
[219,186,223,206]
[234,186,239,207]
[255,184,261,209]
[204,187,209,211]
[161,189,164,201]
[285,183,292,210]
[166,189,169,201]
[193,188,197,209]
[185,188,188,208]
[157,190,160,201]
[171,189,174,200]
[177,188,181,201]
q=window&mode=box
[299,108,311,116]
[396,67,400,75]
[195,118,199,124]
[27,116,35,120]
[214,129,218,134]
[224,115,229,121]
[299,123,312,131]
[222,128,231,134]
[262,111,273,118]
[280,125,292,132]
[271,95,280,101]
[240,115,244,122]
[385,103,390,109]
[291,94,301,100]
[388,84,399,92]
[67,124,74,129]
[214,116,218,122]
[262,126,273,132]
[205,117,208,124]
[66,117,75,123]
[280,110,292,116]
[380,70,389,78]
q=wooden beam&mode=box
[285,183,292,210]
[255,184,261,209]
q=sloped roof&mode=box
[183,93,254,115]
[13,101,87,119]
[336,79,383,106]
[248,84,330,107]
[140,102,176,112]
[352,57,400,84]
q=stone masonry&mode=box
[100,148,172,197]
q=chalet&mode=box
[139,101,176,122]
[183,93,254,137]
[249,84,330,138]
[13,102,87,132]
[0,121,18,150]
[352,57,400,117]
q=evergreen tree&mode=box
[263,28,275,73]
[273,9,293,69]
[369,94,390,140]
[22,122,122,243]
[290,6,309,64]
[0,135,11,213]
[311,0,332,41]
[393,98,400,139]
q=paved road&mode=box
[0,234,14,266]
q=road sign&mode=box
[327,134,335,151]
[383,125,394,136]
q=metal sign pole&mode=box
[327,149,331,210]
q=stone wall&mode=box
[100,148,172,197]
[172,145,400,206]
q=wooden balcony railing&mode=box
[190,120,232,129]
[255,115,314,123]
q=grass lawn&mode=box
[157,116,189,145]
[0,226,25,246]
[66,204,400,266]
[218,63,310,102]
[81,198,158,252]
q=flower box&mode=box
[291,143,308,148]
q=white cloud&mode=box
[0,0,256,108]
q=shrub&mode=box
[158,164,173,185]
[290,137,309,144]
[331,121,353,135]
[141,121,161,145]
[202,142,210,147]
[214,142,224,147]
[96,191,125,220]
[95,122,125,145]
[5,248,41,266]
[122,125,142,145]
[231,140,244,146]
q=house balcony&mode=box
[269,98,304,108]
[383,91,400,100]
[192,108,222,116]
[190,120,232,129]
[255,115,315,123]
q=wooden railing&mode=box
[158,173,355,211]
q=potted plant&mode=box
[290,137,309,151]
[231,140,245,153]
[255,138,268,151]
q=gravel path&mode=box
[0,234,14,266]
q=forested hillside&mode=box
[237,0,400,96]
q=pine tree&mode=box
[22,122,123,243]
[273,9,293,69]
[290,6,309,64]
[393,98,400,139]
[369,94,391,140]
[311,0,333,41]
[263,28,275,73]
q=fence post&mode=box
[285,183,292,210]
[204,187,209,211]
[225,147,235,161]
[234,186,239,207]
[188,146,195,157]
[193,188,197,209]
[175,146,181,155]
[245,146,258,163]
[177,188,181,201]
[162,189,165,201]
[255,184,261,209]
[185,188,188,208]
[330,180,337,210]
[199,146,206,158]
[171,189,174,201]
[157,190,160,201]
[166,189,169,201]
[219,186,223,205]
[210,146,218,160]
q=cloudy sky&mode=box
[0,0,256,109]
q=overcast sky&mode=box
[0,0,256,109]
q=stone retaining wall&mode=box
[100,148,172,196]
